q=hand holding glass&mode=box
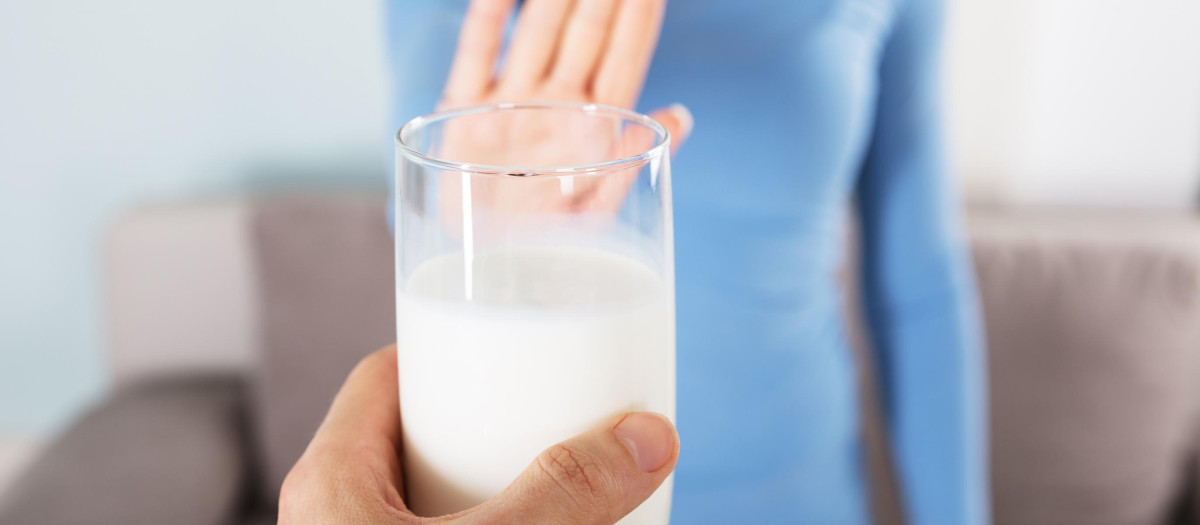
[394,102,676,524]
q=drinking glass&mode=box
[394,102,675,524]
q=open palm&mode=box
[434,0,691,218]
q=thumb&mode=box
[471,412,678,525]
[648,104,694,155]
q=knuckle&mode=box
[593,83,629,108]
[279,462,322,516]
[281,459,385,517]
[576,0,615,27]
[544,76,583,97]
[537,444,611,510]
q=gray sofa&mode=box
[3,192,1200,525]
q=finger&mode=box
[470,412,678,524]
[280,346,409,522]
[592,0,667,108]
[444,0,517,106]
[548,0,620,91]
[649,103,693,155]
[575,104,689,214]
[498,0,576,93]
[312,346,403,451]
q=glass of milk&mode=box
[394,102,675,524]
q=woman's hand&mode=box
[279,347,679,524]
[434,0,691,219]
[442,0,685,117]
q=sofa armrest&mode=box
[0,376,247,525]
[1167,435,1200,525]
[106,199,260,387]
[970,210,1200,525]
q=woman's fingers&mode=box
[650,103,693,155]
[548,0,620,91]
[444,0,517,106]
[576,104,691,214]
[498,0,576,93]
[592,0,667,108]
[456,0,666,106]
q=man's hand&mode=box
[279,347,679,524]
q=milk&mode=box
[397,247,675,524]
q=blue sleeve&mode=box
[384,1,468,230]
[385,1,466,123]
[855,0,989,524]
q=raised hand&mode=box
[426,0,690,220]
[443,0,673,113]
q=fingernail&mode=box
[667,103,694,138]
[613,412,676,473]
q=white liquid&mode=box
[397,247,675,524]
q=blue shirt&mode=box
[386,1,987,523]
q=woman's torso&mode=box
[647,2,895,523]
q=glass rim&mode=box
[395,101,670,176]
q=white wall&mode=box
[0,1,389,433]
[947,0,1200,209]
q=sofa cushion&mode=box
[0,377,245,525]
[972,211,1200,525]
[248,192,396,506]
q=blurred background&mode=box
[2,0,1200,523]
[0,0,389,473]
